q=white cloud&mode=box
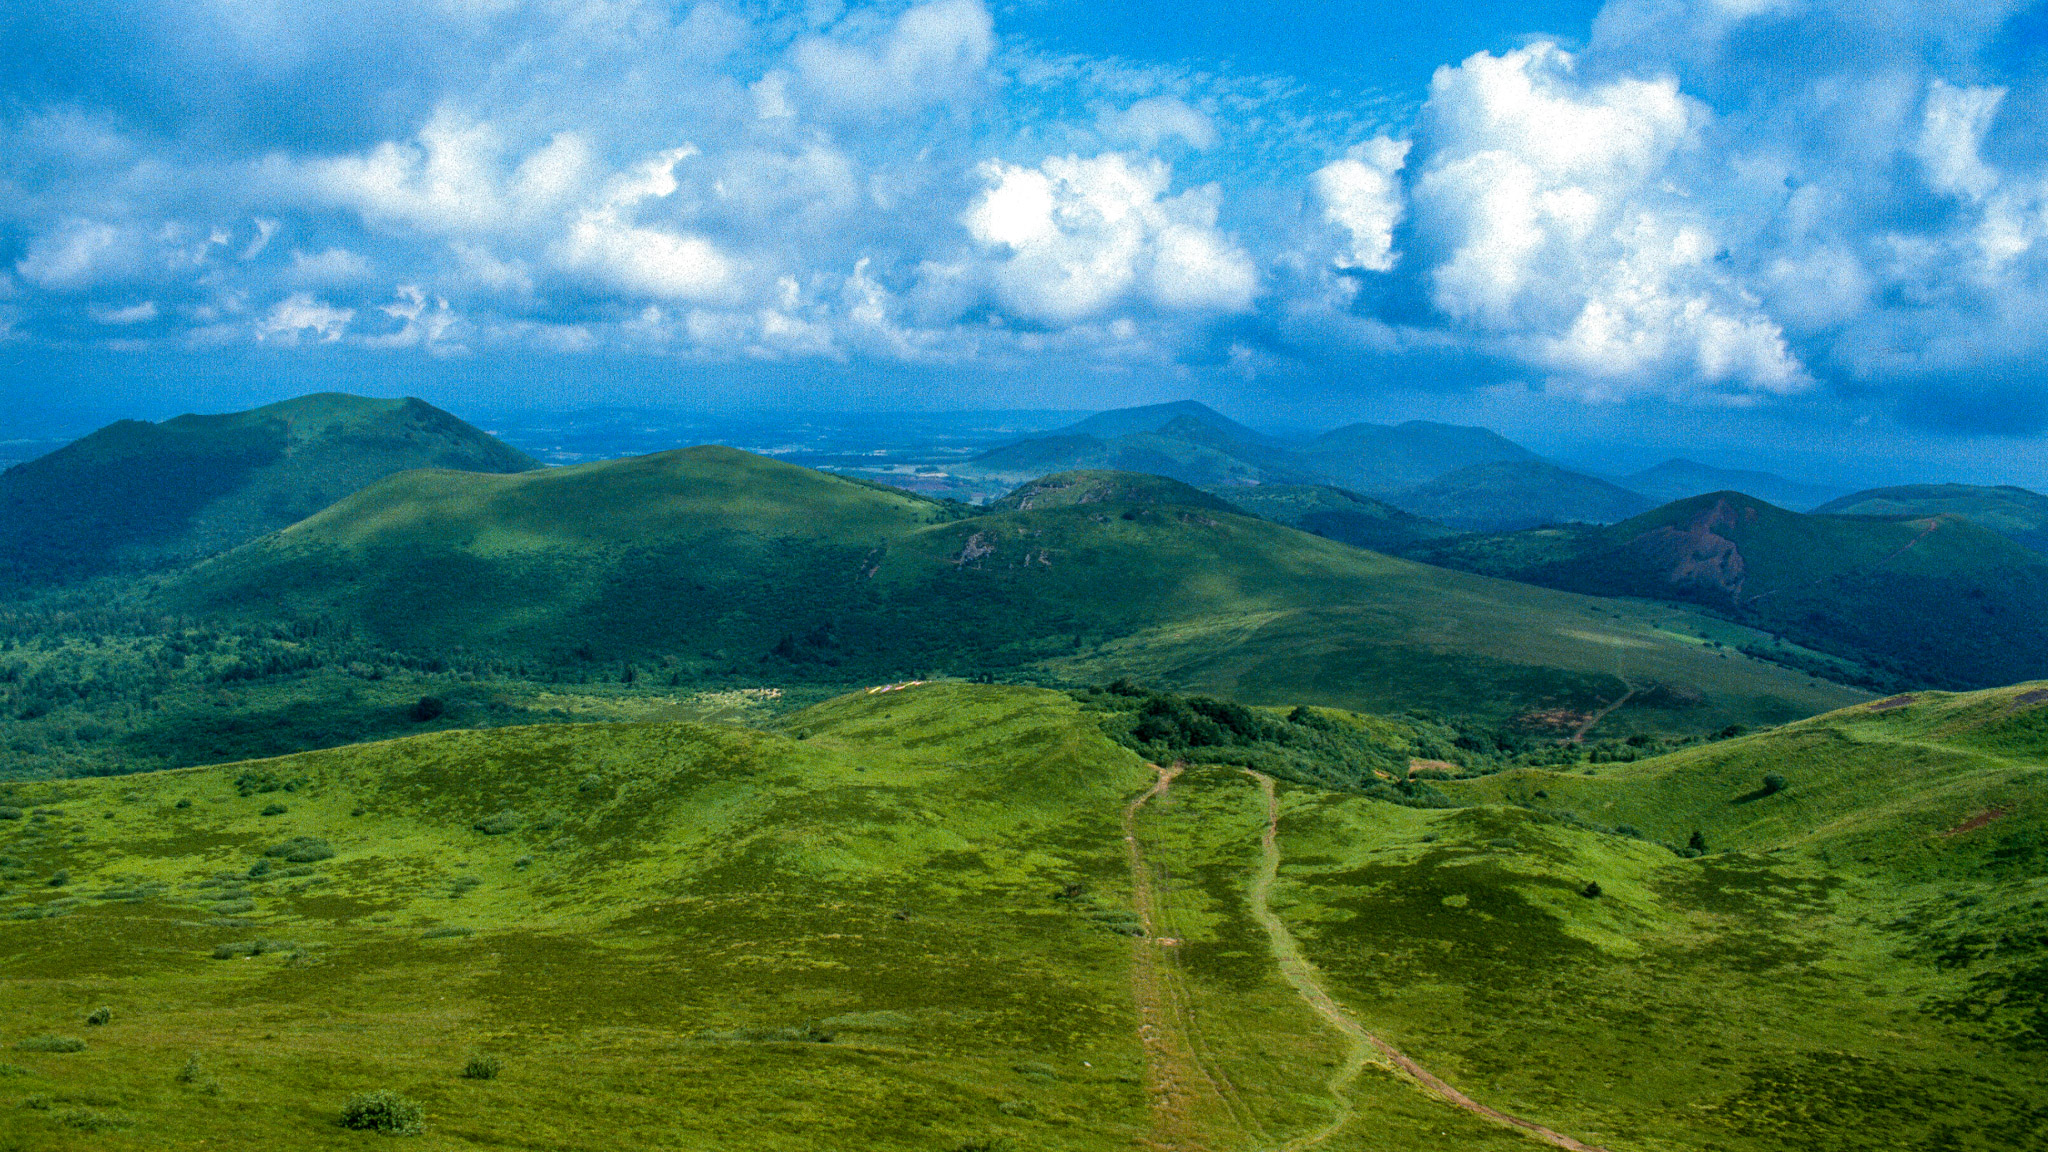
[256,293,353,343]
[1313,136,1409,272]
[555,146,737,302]
[92,300,159,324]
[1409,43,1806,398]
[1914,80,2004,203]
[964,152,1257,323]
[1098,97,1218,152]
[788,0,993,117]
[15,220,130,291]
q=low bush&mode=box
[84,1007,111,1027]
[212,899,256,915]
[16,1036,86,1053]
[340,1089,424,1135]
[461,1054,501,1080]
[265,836,334,863]
[473,811,520,836]
[259,803,288,816]
[210,938,301,960]
[45,870,69,887]
[697,1019,834,1043]
[409,696,446,722]
[420,926,473,940]
[173,798,191,809]
[0,807,20,820]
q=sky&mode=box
[3,0,2048,484]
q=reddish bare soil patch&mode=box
[1408,759,1459,780]
[2007,688,2048,712]
[1869,694,1917,711]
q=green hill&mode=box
[1214,484,1456,553]
[961,416,1318,490]
[1620,458,1844,511]
[1816,483,2048,554]
[1386,460,1655,531]
[1043,399,1270,444]
[0,394,539,585]
[0,680,2041,1150]
[1408,491,2048,689]
[159,453,1861,736]
[1295,421,1538,495]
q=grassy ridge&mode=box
[2,682,2044,1149]
[162,453,1862,737]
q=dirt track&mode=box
[1124,763,1259,1151]
[1243,771,1612,1152]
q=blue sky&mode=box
[2,0,2047,484]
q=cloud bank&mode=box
[2,0,2045,427]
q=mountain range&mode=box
[156,453,1858,733]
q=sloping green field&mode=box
[2,682,2044,1150]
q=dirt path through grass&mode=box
[1244,771,1612,1152]
[1125,762,1258,1151]
[1569,682,1635,743]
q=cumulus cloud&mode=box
[964,153,1257,323]
[1405,43,1806,399]
[256,293,353,343]
[1313,136,1408,272]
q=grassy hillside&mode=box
[960,418,1317,490]
[1212,484,1456,554]
[1816,483,2048,554]
[1408,492,2048,690]
[0,394,539,586]
[1,681,2041,1150]
[1295,421,1538,495]
[159,454,1862,737]
[1387,460,1655,532]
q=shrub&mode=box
[174,799,192,810]
[85,1007,111,1026]
[513,855,534,869]
[473,811,520,836]
[461,1054,501,1080]
[410,696,446,722]
[0,806,20,820]
[212,899,256,915]
[22,1094,50,1109]
[1761,772,1788,795]
[46,870,69,887]
[17,1035,86,1053]
[259,803,288,816]
[420,926,473,940]
[1688,830,1709,854]
[1581,881,1603,898]
[247,859,272,878]
[340,1089,424,1135]
[265,836,334,863]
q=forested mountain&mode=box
[1409,491,2048,688]
[0,393,539,585]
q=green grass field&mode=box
[3,681,2043,1150]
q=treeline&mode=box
[1074,682,1747,803]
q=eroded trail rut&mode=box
[1242,770,1612,1152]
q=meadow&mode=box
[2,681,2042,1150]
